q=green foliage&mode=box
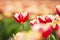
[47,31,58,40]
[0,17,31,40]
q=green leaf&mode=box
[48,34,56,40]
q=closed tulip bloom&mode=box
[14,12,29,23]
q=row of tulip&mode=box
[13,5,60,40]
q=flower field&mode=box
[0,0,60,40]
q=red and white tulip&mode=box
[38,15,52,24]
[38,16,46,24]
[14,12,29,23]
[45,15,52,23]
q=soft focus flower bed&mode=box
[13,5,60,40]
[0,1,60,40]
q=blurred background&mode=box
[0,0,60,40]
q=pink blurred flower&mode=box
[14,12,29,23]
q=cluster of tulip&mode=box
[13,5,60,40]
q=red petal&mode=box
[56,8,60,16]
[23,13,29,22]
[18,13,24,23]
[14,16,21,23]
[45,16,52,23]
[42,26,52,38]
[38,17,46,24]
[53,24,59,31]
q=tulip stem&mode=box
[21,23,24,31]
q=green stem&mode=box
[21,23,24,31]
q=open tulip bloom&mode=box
[14,12,29,23]
[14,12,29,30]
[13,5,60,40]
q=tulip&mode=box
[54,24,59,31]
[45,16,52,23]
[38,16,46,24]
[42,24,52,38]
[38,15,52,24]
[30,19,38,26]
[30,19,42,31]
[56,5,60,16]
[52,19,60,31]
[14,12,29,23]
[52,24,59,31]
[30,19,52,38]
